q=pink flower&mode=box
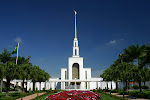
[45,90,102,100]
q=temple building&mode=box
[60,10,115,90]
[26,10,117,90]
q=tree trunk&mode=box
[22,79,25,93]
[39,82,41,91]
[139,79,142,93]
[45,81,46,90]
[126,81,128,91]
[33,81,35,91]
[144,81,145,86]
[111,81,112,90]
[116,81,118,90]
[6,79,10,96]
[107,82,108,89]
[0,79,3,92]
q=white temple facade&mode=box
[60,10,115,90]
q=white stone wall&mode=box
[61,68,67,89]
[68,57,83,80]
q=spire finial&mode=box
[73,9,77,38]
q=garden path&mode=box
[106,92,149,100]
[16,92,46,100]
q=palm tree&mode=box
[18,64,31,93]
[117,62,135,91]
[122,44,144,93]
[5,62,17,96]
[141,67,150,86]
[30,65,39,91]
[141,45,150,66]
[100,68,113,90]
[37,69,44,91]
[44,72,50,90]
[0,64,5,92]
[110,63,120,90]
[0,48,12,63]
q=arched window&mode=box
[72,63,79,79]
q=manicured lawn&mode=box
[36,93,54,100]
[100,92,121,100]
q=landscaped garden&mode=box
[45,90,102,100]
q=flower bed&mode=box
[46,90,102,100]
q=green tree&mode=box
[122,44,144,93]
[44,72,50,90]
[117,62,135,91]
[110,63,120,90]
[0,48,12,63]
[0,64,5,92]
[30,65,39,91]
[100,68,113,90]
[5,62,18,96]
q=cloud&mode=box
[14,37,22,43]
[106,40,117,45]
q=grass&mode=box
[0,91,43,100]
[100,92,120,100]
[36,93,54,100]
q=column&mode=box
[88,82,90,89]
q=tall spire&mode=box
[74,9,77,38]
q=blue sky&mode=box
[0,0,150,78]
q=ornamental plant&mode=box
[46,90,102,100]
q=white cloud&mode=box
[106,40,117,45]
[14,37,22,43]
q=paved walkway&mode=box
[106,92,149,100]
[16,92,46,100]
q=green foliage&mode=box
[128,91,150,99]
[132,85,139,89]
[36,87,38,91]
[2,87,6,92]
[54,89,58,93]
[141,85,149,89]
[118,90,128,95]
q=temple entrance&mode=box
[72,63,79,79]
[70,82,81,89]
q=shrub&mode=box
[47,88,54,93]
[93,89,96,92]
[2,87,6,92]
[141,86,149,89]
[54,89,58,93]
[36,87,38,91]
[132,85,139,89]
[29,88,31,91]
[97,87,102,92]
[43,87,45,91]
[111,90,118,93]
[118,90,128,95]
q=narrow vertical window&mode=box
[85,71,87,79]
[75,49,77,55]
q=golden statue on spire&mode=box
[73,9,77,16]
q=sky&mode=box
[0,0,150,78]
